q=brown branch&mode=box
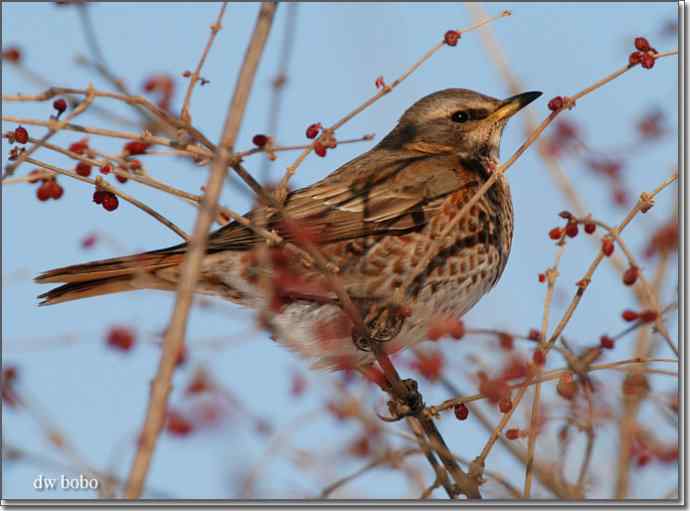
[123,2,278,499]
[180,2,228,124]
[22,157,189,241]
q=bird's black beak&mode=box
[491,91,543,121]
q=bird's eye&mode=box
[451,111,470,123]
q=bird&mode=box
[35,88,542,370]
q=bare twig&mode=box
[123,2,278,499]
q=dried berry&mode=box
[1,47,21,63]
[622,310,639,322]
[53,98,68,116]
[565,222,579,238]
[314,140,327,157]
[36,184,51,202]
[548,227,562,240]
[498,397,513,413]
[629,51,642,66]
[100,164,112,175]
[252,134,269,147]
[305,123,322,139]
[634,37,651,52]
[538,273,546,283]
[584,222,596,234]
[602,238,615,257]
[532,349,545,366]
[13,126,28,144]
[75,162,92,177]
[47,181,63,200]
[557,377,578,400]
[106,326,135,351]
[639,310,658,323]
[640,53,655,69]
[548,96,564,111]
[454,403,469,421]
[102,192,119,212]
[600,335,615,350]
[444,30,461,47]
[622,266,639,286]
[93,190,106,204]
[499,333,514,351]
[505,428,520,440]
[69,138,89,155]
[123,141,149,155]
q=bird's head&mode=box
[378,88,542,162]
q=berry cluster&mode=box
[29,170,64,202]
[628,37,658,69]
[547,211,596,241]
[93,189,119,212]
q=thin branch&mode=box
[180,2,228,123]
[123,2,278,499]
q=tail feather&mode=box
[35,250,185,305]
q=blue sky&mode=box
[2,2,678,500]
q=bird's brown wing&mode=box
[206,151,480,251]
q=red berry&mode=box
[123,141,149,155]
[75,162,92,177]
[36,184,51,202]
[93,190,106,204]
[634,37,651,52]
[166,410,193,436]
[499,333,514,351]
[622,310,639,322]
[102,192,119,211]
[600,335,615,349]
[584,222,596,234]
[129,160,142,171]
[374,76,385,89]
[538,273,546,283]
[602,238,615,257]
[100,164,112,175]
[314,140,327,157]
[444,30,461,47]
[448,319,465,340]
[558,210,573,220]
[557,379,578,400]
[252,134,269,147]
[629,51,643,66]
[637,453,651,467]
[639,310,658,323]
[548,227,562,240]
[454,403,469,421]
[69,138,89,154]
[1,47,21,63]
[106,326,135,351]
[305,123,322,139]
[116,172,129,184]
[48,181,63,200]
[13,126,28,144]
[53,98,67,115]
[505,428,520,440]
[641,53,655,69]
[532,349,545,366]
[527,329,541,341]
[498,397,513,413]
[622,266,639,286]
[548,96,564,111]
[565,222,579,238]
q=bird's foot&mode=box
[386,378,424,420]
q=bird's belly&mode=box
[269,266,495,370]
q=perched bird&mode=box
[36,88,541,370]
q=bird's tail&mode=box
[35,250,185,305]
